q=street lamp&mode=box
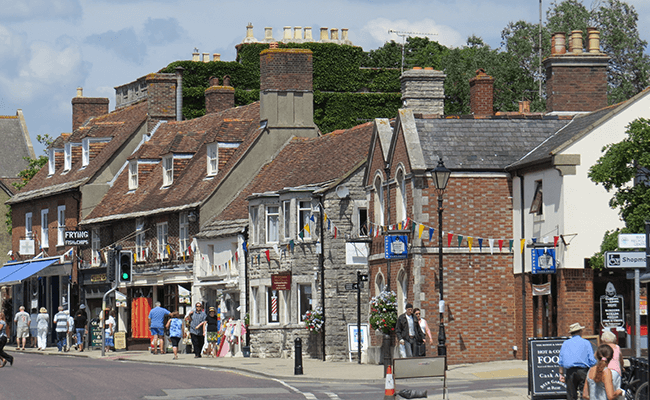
[432,159,451,357]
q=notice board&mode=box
[528,337,568,399]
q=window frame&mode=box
[128,160,138,190]
[64,142,72,172]
[82,139,89,167]
[25,212,33,240]
[373,175,384,226]
[297,201,312,240]
[250,206,259,245]
[40,209,48,248]
[157,222,169,260]
[251,287,259,325]
[396,169,406,223]
[266,205,279,244]
[206,143,218,176]
[283,200,291,240]
[135,218,145,262]
[298,283,312,322]
[57,205,66,246]
[91,228,101,266]
[530,180,543,215]
[179,212,189,258]
[162,155,173,187]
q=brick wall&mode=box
[557,268,594,336]
[469,69,494,116]
[260,49,313,92]
[544,56,608,112]
[205,86,235,114]
[71,97,109,131]
[146,73,177,131]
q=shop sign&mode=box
[90,274,107,283]
[271,273,291,290]
[385,235,408,259]
[531,248,556,274]
[600,282,625,328]
[64,230,90,246]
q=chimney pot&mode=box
[205,75,234,114]
[587,28,600,53]
[330,28,339,41]
[269,42,279,49]
[203,53,210,63]
[209,77,220,87]
[283,26,292,42]
[518,100,531,114]
[469,68,495,116]
[246,22,254,38]
[569,30,583,54]
[341,28,350,44]
[213,53,220,61]
[320,27,328,41]
[554,32,566,55]
[222,75,231,87]
[304,27,313,42]
[264,27,274,42]
[293,26,303,41]
[192,49,200,62]
[77,87,83,97]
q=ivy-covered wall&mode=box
[162,42,402,133]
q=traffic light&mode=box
[119,250,132,283]
[107,250,116,282]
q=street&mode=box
[0,351,530,399]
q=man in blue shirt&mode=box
[558,322,597,400]
[148,302,170,355]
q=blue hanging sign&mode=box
[531,248,556,274]
[385,235,408,259]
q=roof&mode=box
[0,111,34,178]
[216,122,373,222]
[8,101,148,204]
[194,219,248,240]
[507,87,650,170]
[81,103,262,224]
[415,115,573,171]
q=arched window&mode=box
[395,169,406,223]
[397,269,408,315]
[373,175,384,226]
[375,272,385,296]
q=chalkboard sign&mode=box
[90,318,102,349]
[528,337,568,399]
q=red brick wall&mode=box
[71,97,109,131]
[469,70,494,116]
[260,49,312,92]
[557,268,594,336]
[205,86,235,114]
[545,62,608,112]
[146,73,177,130]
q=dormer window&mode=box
[82,139,89,167]
[48,149,56,175]
[207,143,218,176]
[64,143,72,171]
[128,160,138,190]
[163,155,173,187]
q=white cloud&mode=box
[0,0,82,21]
[362,18,465,49]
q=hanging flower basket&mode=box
[304,307,324,334]
[369,290,398,335]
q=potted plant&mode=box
[369,290,398,334]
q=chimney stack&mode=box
[544,29,609,113]
[400,67,445,116]
[146,73,177,131]
[469,69,494,116]
[205,76,235,114]
[264,27,274,42]
[71,87,109,131]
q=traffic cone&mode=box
[384,365,395,399]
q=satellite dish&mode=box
[336,185,350,199]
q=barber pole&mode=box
[271,290,278,322]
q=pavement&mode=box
[5,346,531,399]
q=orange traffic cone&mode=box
[384,365,395,399]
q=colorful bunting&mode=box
[429,228,434,241]
[457,235,463,248]
[418,224,424,239]
[498,239,504,252]
[467,237,473,252]
[265,249,270,262]
[447,233,453,247]
[509,239,514,252]
[478,238,483,252]
[554,236,559,247]
[520,238,526,254]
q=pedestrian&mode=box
[36,307,49,350]
[395,302,424,358]
[165,311,184,360]
[0,312,14,367]
[413,308,433,356]
[148,301,170,355]
[558,322,597,400]
[53,306,68,352]
[29,308,38,348]
[105,309,116,351]
[206,307,219,357]
[582,344,625,400]
[600,330,623,379]
[185,302,207,358]
[65,310,75,351]
[13,305,30,351]
[74,306,88,352]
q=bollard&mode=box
[294,337,303,375]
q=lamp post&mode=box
[432,159,451,357]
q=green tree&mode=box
[588,118,650,267]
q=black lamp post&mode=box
[432,159,451,357]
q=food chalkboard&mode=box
[528,337,568,399]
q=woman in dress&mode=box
[205,307,219,357]
[165,311,184,360]
[36,307,49,350]
[413,308,433,356]
[582,344,624,400]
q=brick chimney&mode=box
[545,29,609,113]
[400,67,445,116]
[205,76,235,114]
[146,73,177,132]
[71,87,109,131]
[259,47,315,135]
[469,69,494,116]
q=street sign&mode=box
[619,233,646,249]
[385,235,408,259]
[359,274,368,282]
[345,282,363,290]
[605,251,646,268]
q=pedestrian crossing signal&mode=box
[119,250,132,283]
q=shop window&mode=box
[266,206,279,243]
[299,284,312,321]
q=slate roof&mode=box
[0,113,33,178]
[8,101,148,204]
[416,116,573,171]
[81,102,262,224]
[216,122,373,222]
[194,219,248,240]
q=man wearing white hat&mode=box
[558,322,597,400]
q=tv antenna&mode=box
[388,29,438,74]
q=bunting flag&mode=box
[457,235,463,248]
[134,252,138,263]
[299,231,304,240]
[447,233,453,247]
[290,240,295,252]
[468,237,473,252]
[334,227,337,238]
[554,236,559,247]
[235,251,238,261]
[324,213,328,224]
[265,249,270,262]
[310,215,315,222]
[478,238,483,252]
[418,224,424,239]
[412,221,417,231]
[257,254,260,264]
[327,219,331,230]
[489,239,494,254]
[166,244,172,258]
[242,241,247,253]
[304,224,311,235]
[509,239,514,252]
[520,238,526,254]
[405,217,410,228]
[228,259,232,271]
[429,228,434,241]
[273,244,280,257]
[532,238,537,244]
[498,239,504,252]
[397,222,402,230]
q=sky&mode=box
[2,0,650,157]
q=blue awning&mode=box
[0,258,59,285]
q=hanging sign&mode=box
[64,230,90,246]
[531,248,556,274]
[272,273,291,291]
[600,282,625,328]
[385,235,408,259]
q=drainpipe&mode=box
[175,67,184,121]
[319,195,326,361]
[384,164,391,289]
[518,172,527,361]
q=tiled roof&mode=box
[82,103,262,223]
[0,116,32,178]
[194,219,248,239]
[217,122,373,222]
[11,101,148,203]
[416,115,573,171]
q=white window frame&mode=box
[25,212,33,240]
[250,206,259,245]
[396,169,406,223]
[91,228,101,266]
[157,222,168,260]
[40,209,48,248]
[48,149,56,175]
[298,201,312,240]
[251,287,259,325]
[128,160,138,190]
[64,143,72,172]
[57,205,66,246]
[298,283,312,322]
[135,218,145,262]
[179,212,189,258]
[374,175,384,226]
[162,155,173,187]
[207,143,218,176]
[283,201,291,240]
[266,205,279,244]
[357,206,368,237]
[82,139,89,167]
